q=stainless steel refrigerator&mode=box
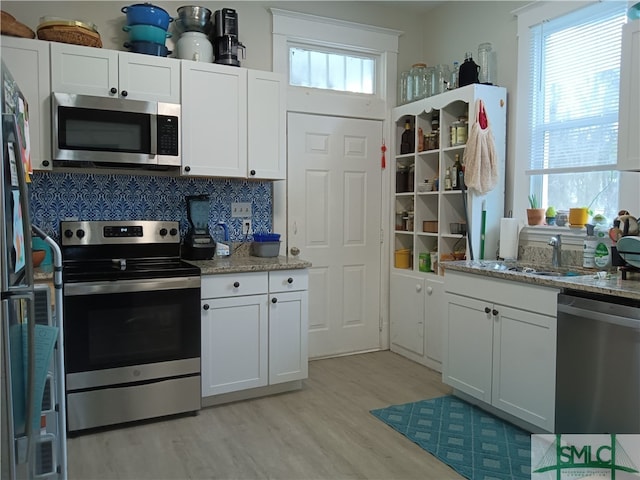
[1,60,67,479]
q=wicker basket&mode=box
[37,24,102,48]
[1,11,36,38]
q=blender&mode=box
[212,8,245,66]
[182,194,216,260]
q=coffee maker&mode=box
[212,8,245,66]
[182,195,216,260]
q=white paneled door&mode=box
[288,113,383,358]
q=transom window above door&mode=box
[289,45,376,95]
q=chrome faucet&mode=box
[549,234,562,267]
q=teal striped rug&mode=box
[370,395,531,480]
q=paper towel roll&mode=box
[499,218,520,260]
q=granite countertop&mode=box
[188,255,311,275]
[34,255,311,281]
[443,260,640,301]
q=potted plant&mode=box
[527,194,545,225]
[545,206,557,225]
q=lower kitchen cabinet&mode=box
[444,270,558,431]
[201,293,269,396]
[201,269,308,399]
[390,272,443,371]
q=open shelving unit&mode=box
[391,83,507,274]
[389,83,507,372]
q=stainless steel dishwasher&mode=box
[556,291,640,433]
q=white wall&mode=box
[2,1,426,72]
[2,0,535,214]
[420,1,524,216]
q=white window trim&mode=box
[513,1,640,242]
[270,8,401,119]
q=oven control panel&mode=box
[61,220,181,246]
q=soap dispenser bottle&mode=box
[583,224,597,268]
[214,221,230,256]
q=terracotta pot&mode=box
[569,207,589,228]
[526,208,546,226]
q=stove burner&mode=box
[61,220,200,282]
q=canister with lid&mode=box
[410,63,427,100]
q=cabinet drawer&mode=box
[269,270,308,292]
[202,272,268,298]
[445,271,559,317]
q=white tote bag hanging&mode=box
[463,99,498,195]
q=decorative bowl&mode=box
[32,250,46,267]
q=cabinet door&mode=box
[443,293,493,402]
[1,37,51,170]
[492,305,556,431]
[390,273,425,356]
[118,52,180,103]
[200,294,268,397]
[247,70,286,180]
[181,62,247,177]
[268,290,308,384]
[50,43,118,97]
[617,20,640,171]
[424,277,444,369]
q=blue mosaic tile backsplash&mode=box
[29,172,273,242]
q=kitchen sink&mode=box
[468,260,590,277]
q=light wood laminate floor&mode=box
[67,351,462,480]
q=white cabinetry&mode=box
[391,84,506,271]
[390,272,443,371]
[444,270,558,431]
[1,36,52,170]
[200,269,308,399]
[181,62,286,179]
[201,272,269,397]
[50,43,180,103]
[389,85,505,373]
[268,270,308,384]
[617,19,640,170]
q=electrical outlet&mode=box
[242,219,252,235]
[231,202,252,218]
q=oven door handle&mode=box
[64,276,200,296]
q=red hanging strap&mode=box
[478,100,488,129]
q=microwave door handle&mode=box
[150,115,158,156]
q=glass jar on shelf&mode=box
[396,164,409,193]
[399,70,410,104]
[410,63,427,101]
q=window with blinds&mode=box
[526,1,626,219]
[289,46,376,94]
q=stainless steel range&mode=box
[61,220,201,433]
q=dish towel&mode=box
[463,99,498,195]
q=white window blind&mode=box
[527,1,626,176]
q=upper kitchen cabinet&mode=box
[181,62,286,180]
[50,43,180,103]
[1,36,52,170]
[247,70,286,180]
[617,19,640,171]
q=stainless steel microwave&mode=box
[52,92,181,168]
